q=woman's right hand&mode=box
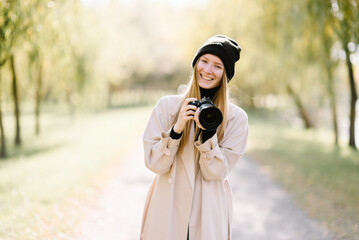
[173,98,198,134]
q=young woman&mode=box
[140,35,249,240]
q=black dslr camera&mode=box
[188,97,223,131]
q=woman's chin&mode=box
[199,81,214,89]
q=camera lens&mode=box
[199,106,223,131]
[205,112,216,122]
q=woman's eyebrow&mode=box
[201,56,224,66]
[214,61,224,66]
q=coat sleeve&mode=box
[194,108,249,181]
[143,97,181,175]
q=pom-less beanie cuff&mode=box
[192,35,241,81]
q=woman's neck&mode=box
[200,86,220,100]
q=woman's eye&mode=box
[201,59,208,63]
[216,65,222,69]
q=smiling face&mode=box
[196,53,224,89]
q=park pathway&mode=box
[74,136,332,240]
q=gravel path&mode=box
[75,137,332,240]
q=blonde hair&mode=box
[174,63,229,153]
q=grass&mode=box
[246,109,359,240]
[0,106,153,240]
[2,105,358,239]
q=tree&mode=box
[25,0,53,135]
[307,1,340,146]
[251,0,320,128]
[332,0,359,149]
[27,44,43,135]
[0,0,33,146]
[0,1,11,157]
[10,54,21,145]
[0,72,6,158]
[308,0,359,149]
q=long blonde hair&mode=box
[174,63,229,153]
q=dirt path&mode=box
[74,137,332,240]
[230,155,331,240]
[74,137,152,240]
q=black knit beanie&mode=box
[192,35,241,81]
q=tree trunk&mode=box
[344,45,358,150]
[0,73,7,158]
[0,105,6,158]
[10,54,21,146]
[326,67,339,146]
[330,91,339,146]
[35,61,43,135]
[286,84,314,129]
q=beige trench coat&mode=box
[140,94,249,240]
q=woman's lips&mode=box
[201,74,213,81]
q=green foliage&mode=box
[1,0,356,112]
[247,109,359,239]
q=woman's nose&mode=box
[203,64,213,73]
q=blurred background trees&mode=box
[0,0,358,158]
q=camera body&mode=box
[188,97,223,131]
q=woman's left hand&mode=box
[194,108,206,130]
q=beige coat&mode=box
[140,94,249,240]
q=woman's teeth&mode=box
[201,75,212,81]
